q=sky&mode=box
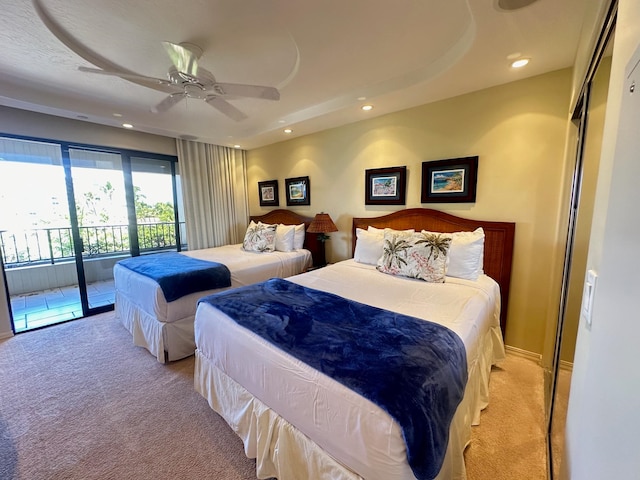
[0,161,173,231]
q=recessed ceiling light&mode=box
[76,115,88,120]
[284,128,293,134]
[113,113,123,117]
[361,105,373,111]
[511,58,530,68]
[122,123,133,129]
[233,145,241,149]
[357,96,367,101]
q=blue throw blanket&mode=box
[199,278,467,480]
[118,252,231,302]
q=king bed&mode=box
[193,208,515,480]
[114,209,320,363]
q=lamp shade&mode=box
[307,213,338,233]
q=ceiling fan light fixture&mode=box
[79,40,280,121]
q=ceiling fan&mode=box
[78,41,280,121]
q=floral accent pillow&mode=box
[242,221,277,252]
[376,230,453,282]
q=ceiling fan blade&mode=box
[78,66,171,86]
[205,96,248,121]
[215,83,280,101]
[162,41,200,77]
[152,93,186,113]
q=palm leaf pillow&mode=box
[376,230,453,282]
[242,221,277,252]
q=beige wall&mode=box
[247,69,573,354]
[0,105,177,156]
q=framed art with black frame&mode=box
[285,176,310,206]
[421,156,478,203]
[364,166,407,205]
[258,180,279,207]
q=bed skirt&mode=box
[116,292,195,363]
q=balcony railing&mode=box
[0,222,186,269]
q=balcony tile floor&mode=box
[10,280,115,332]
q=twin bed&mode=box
[114,210,320,363]
[193,208,515,480]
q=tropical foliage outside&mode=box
[1,182,180,266]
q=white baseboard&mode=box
[505,344,542,364]
[504,345,573,371]
[559,359,574,371]
[0,330,14,340]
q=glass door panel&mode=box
[0,137,80,331]
[130,157,184,253]
[0,137,180,332]
[68,148,130,312]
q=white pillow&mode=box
[368,226,415,235]
[376,230,452,283]
[353,228,385,265]
[242,221,277,252]
[447,228,485,281]
[293,223,305,249]
[275,224,295,252]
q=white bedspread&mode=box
[194,259,505,479]
[115,244,312,362]
[115,244,312,324]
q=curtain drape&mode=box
[176,140,249,250]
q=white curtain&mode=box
[176,140,249,250]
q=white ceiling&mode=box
[0,0,588,150]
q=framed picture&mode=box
[285,176,310,206]
[365,166,407,205]
[258,180,279,207]
[421,156,478,203]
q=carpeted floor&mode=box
[0,312,547,479]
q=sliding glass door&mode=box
[0,138,80,331]
[0,135,181,332]
[68,148,131,315]
[130,156,184,254]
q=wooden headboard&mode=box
[250,209,323,267]
[352,208,515,334]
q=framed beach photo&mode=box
[421,156,478,203]
[285,176,310,206]
[258,180,279,207]
[365,166,407,205]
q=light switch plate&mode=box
[581,269,598,328]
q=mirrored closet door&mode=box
[547,3,616,478]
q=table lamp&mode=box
[307,212,338,266]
